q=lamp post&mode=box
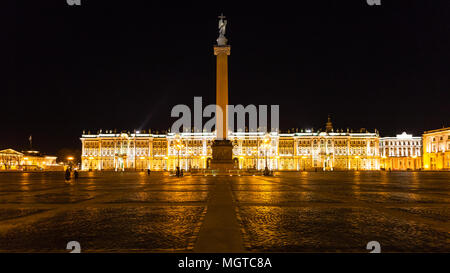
[302,156,307,171]
[265,148,268,172]
[263,134,270,175]
[186,150,193,171]
[132,130,136,171]
[67,156,74,170]
[252,147,257,169]
[174,134,183,176]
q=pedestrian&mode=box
[74,170,79,179]
[147,168,151,175]
[65,168,71,181]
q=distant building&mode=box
[0,149,23,170]
[422,127,450,170]
[80,118,381,171]
[0,149,59,171]
[380,132,422,170]
[21,150,59,171]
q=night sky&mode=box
[4,0,450,154]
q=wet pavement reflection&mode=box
[0,171,449,252]
[235,172,450,252]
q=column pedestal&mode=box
[210,140,234,171]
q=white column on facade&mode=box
[147,138,152,170]
[98,140,102,170]
[81,139,85,157]
[347,138,350,169]
[113,140,116,171]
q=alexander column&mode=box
[210,13,234,171]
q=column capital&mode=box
[214,46,231,56]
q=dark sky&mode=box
[4,0,450,154]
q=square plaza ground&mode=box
[0,171,449,252]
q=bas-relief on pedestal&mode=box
[210,139,234,171]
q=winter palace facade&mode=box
[81,122,450,172]
[81,118,391,172]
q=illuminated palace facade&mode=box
[422,127,450,170]
[379,132,422,170]
[80,119,382,171]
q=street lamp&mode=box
[174,134,184,176]
[252,147,258,169]
[67,156,74,170]
[302,156,307,171]
[263,134,270,175]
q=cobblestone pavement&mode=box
[0,171,449,252]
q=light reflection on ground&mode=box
[0,171,449,252]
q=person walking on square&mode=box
[65,168,71,181]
